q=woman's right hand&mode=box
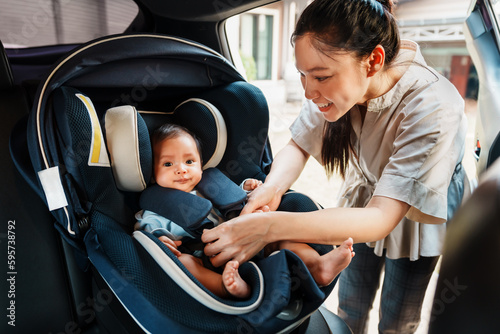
[202,212,272,266]
[241,139,308,215]
[240,183,283,215]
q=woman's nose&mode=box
[302,77,319,100]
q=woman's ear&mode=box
[366,45,386,77]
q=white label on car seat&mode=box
[38,166,69,211]
[75,93,111,167]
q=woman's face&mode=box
[295,34,370,122]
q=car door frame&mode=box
[464,0,500,178]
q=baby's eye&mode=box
[186,159,194,165]
[163,162,173,167]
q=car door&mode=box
[464,0,500,177]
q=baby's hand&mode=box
[158,236,182,257]
[243,179,263,191]
[252,205,270,213]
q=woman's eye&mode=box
[315,76,330,82]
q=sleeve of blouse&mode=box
[373,82,467,224]
[289,100,326,163]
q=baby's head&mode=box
[151,123,203,192]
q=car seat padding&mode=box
[105,105,152,192]
[133,230,265,315]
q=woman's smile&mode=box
[317,102,333,112]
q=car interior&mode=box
[1,0,499,333]
[428,0,500,332]
[1,1,353,333]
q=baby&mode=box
[135,123,354,299]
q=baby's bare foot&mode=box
[313,237,355,286]
[222,261,251,299]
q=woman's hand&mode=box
[240,183,282,215]
[202,213,271,267]
[241,139,309,215]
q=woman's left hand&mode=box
[202,213,270,267]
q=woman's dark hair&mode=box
[152,123,203,164]
[291,0,400,177]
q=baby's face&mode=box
[153,134,202,192]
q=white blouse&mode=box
[290,40,467,260]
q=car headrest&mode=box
[171,98,227,169]
[0,40,14,90]
[105,98,227,192]
[105,105,152,192]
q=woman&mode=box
[203,0,467,332]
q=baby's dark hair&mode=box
[291,0,400,178]
[152,123,203,163]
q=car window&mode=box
[492,0,500,24]
[0,0,138,48]
[487,0,500,51]
[225,4,281,81]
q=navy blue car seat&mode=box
[10,34,343,334]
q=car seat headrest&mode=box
[105,98,227,192]
[172,98,227,169]
[0,41,14,90]
[105,105,152,192]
